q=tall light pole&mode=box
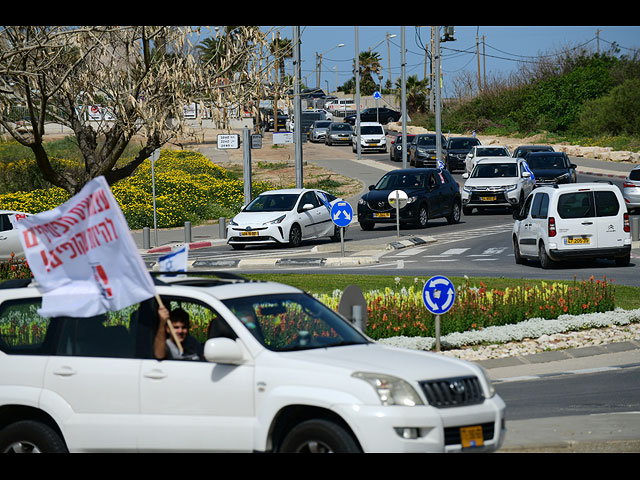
[401,27,407,168]
[293,26,303,188]
[315,43,344,89]
[355,27,361,160]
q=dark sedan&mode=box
[525,151,577,185]
[445,136,481,172]
[389,134,416,161]
[408,134,448,168]
[357,168,461,230]
[344,107,402,125]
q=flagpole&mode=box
[155,293,183,354]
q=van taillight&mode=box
[548,217,557,237]
[624,212,630,233]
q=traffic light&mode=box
[442,26,455,42]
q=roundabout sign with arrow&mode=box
[422,275,456,351]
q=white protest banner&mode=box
[17,176,156,318]
[158,245,188,272]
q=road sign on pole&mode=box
[331,201,353,257]
[423,275,456,352]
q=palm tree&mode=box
[395,74,429,114]
[269,35,293,83]
[356,51,382,95]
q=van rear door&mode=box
[593,189,626,249]
[554,189,598,252]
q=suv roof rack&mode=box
[151,271,260,287]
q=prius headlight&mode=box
[264,214,286,225]
[352,372,424,406]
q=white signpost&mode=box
[388,189,408,238]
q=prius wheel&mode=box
[289,224,302,248]
[279,419,361,453]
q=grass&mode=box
[244,273,640,311]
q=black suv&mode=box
[357,168,461,230]
[445,136,481,172]
[408,134,448,168]
[512,145,554,158]
[524,151,577,185]
[344,107,401,125]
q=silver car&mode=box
[308,120,332,143]
[623,165,640,213]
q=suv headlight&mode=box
[352,372,424,406]
[406,195,418,204]
[503,184,518,192]
[477,366,496,398]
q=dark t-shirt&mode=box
[166,335,203,361]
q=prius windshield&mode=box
[245,193,299,212]
[223,293,368,351]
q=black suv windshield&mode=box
[222,293,368,351]
[449,138,479,149]
[526,155,567,170]
[471,163,518,178]
[375,172,426,189]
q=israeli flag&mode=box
[317,191,332,212]
[437,159,445,170]
[158,245,189,272]
[523,160,536,183]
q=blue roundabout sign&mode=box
[422,275,456,315]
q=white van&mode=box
[512,183,632,268]
[351,122,387,153]
[326,98,356,112]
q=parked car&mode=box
[408,134,448,168]
[524,152,577,185]
[512,145,554,158]
[461,158,535,215]
[226,188,342,249]
[623,165,640,213]
[351,122,387,153]
[445,137,481,172]
[307,120,332,143]
[389,134,416,162]
[343,107,402,125]
[0,272,505,453]
[259,108,288,132]
[325,122,354,146]
[512,183,632,268]
[357,168,461,230]
[0,210,32,261]
[325,98,356,113]
[464,145,510,175]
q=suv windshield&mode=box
[360,126,384,135]
[245,193,299,212]
[416,135,437,146]
[222,293,368,351]
[330,124,352,131]
[476,147,508,156]
[375,172,426,189]
[471,163,518,178]
[526,155,567,169]
[314,121,331,128]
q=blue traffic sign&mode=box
[331,201,353,228]
[373,91,382,99]
[422,275,456,315]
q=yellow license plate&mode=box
[566,237,589,245]
[480,196,496,201]
[460,425,484,448]
[373,213,391,218]
[240,231,258,236]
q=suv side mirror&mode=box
[204,338,245,365]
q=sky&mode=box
[261,26,640,98]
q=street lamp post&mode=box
[315,43,344,89]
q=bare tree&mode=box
[0,26,273,194]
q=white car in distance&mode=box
[0,210,32,261]
[351,122,387,153]
[464,145,511,175]
[226,188,343,249]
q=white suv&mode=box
[512,183,632,268]
[464,145,510,174]
[461,158,535,215]
[0,274,506,453]
[351,122,387,153]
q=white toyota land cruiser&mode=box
[0,273,505,453]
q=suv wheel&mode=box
[416,205,429,229]
[0,421,67,453]
[359,221,375,231]
[538,242,554,269]
[279,419,361,453]
[447,200,461,224]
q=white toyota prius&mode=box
[226,188,345,249]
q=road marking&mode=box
[441,248,470,255]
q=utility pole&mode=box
[355,27,361,160]
[293,26,303,188]
[476,31,482,93]
[401,26,407,168]
[435,27,443,164]
[483,35,486,89]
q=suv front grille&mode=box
[419,376,484,408]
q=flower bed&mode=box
[0,150,275,229]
